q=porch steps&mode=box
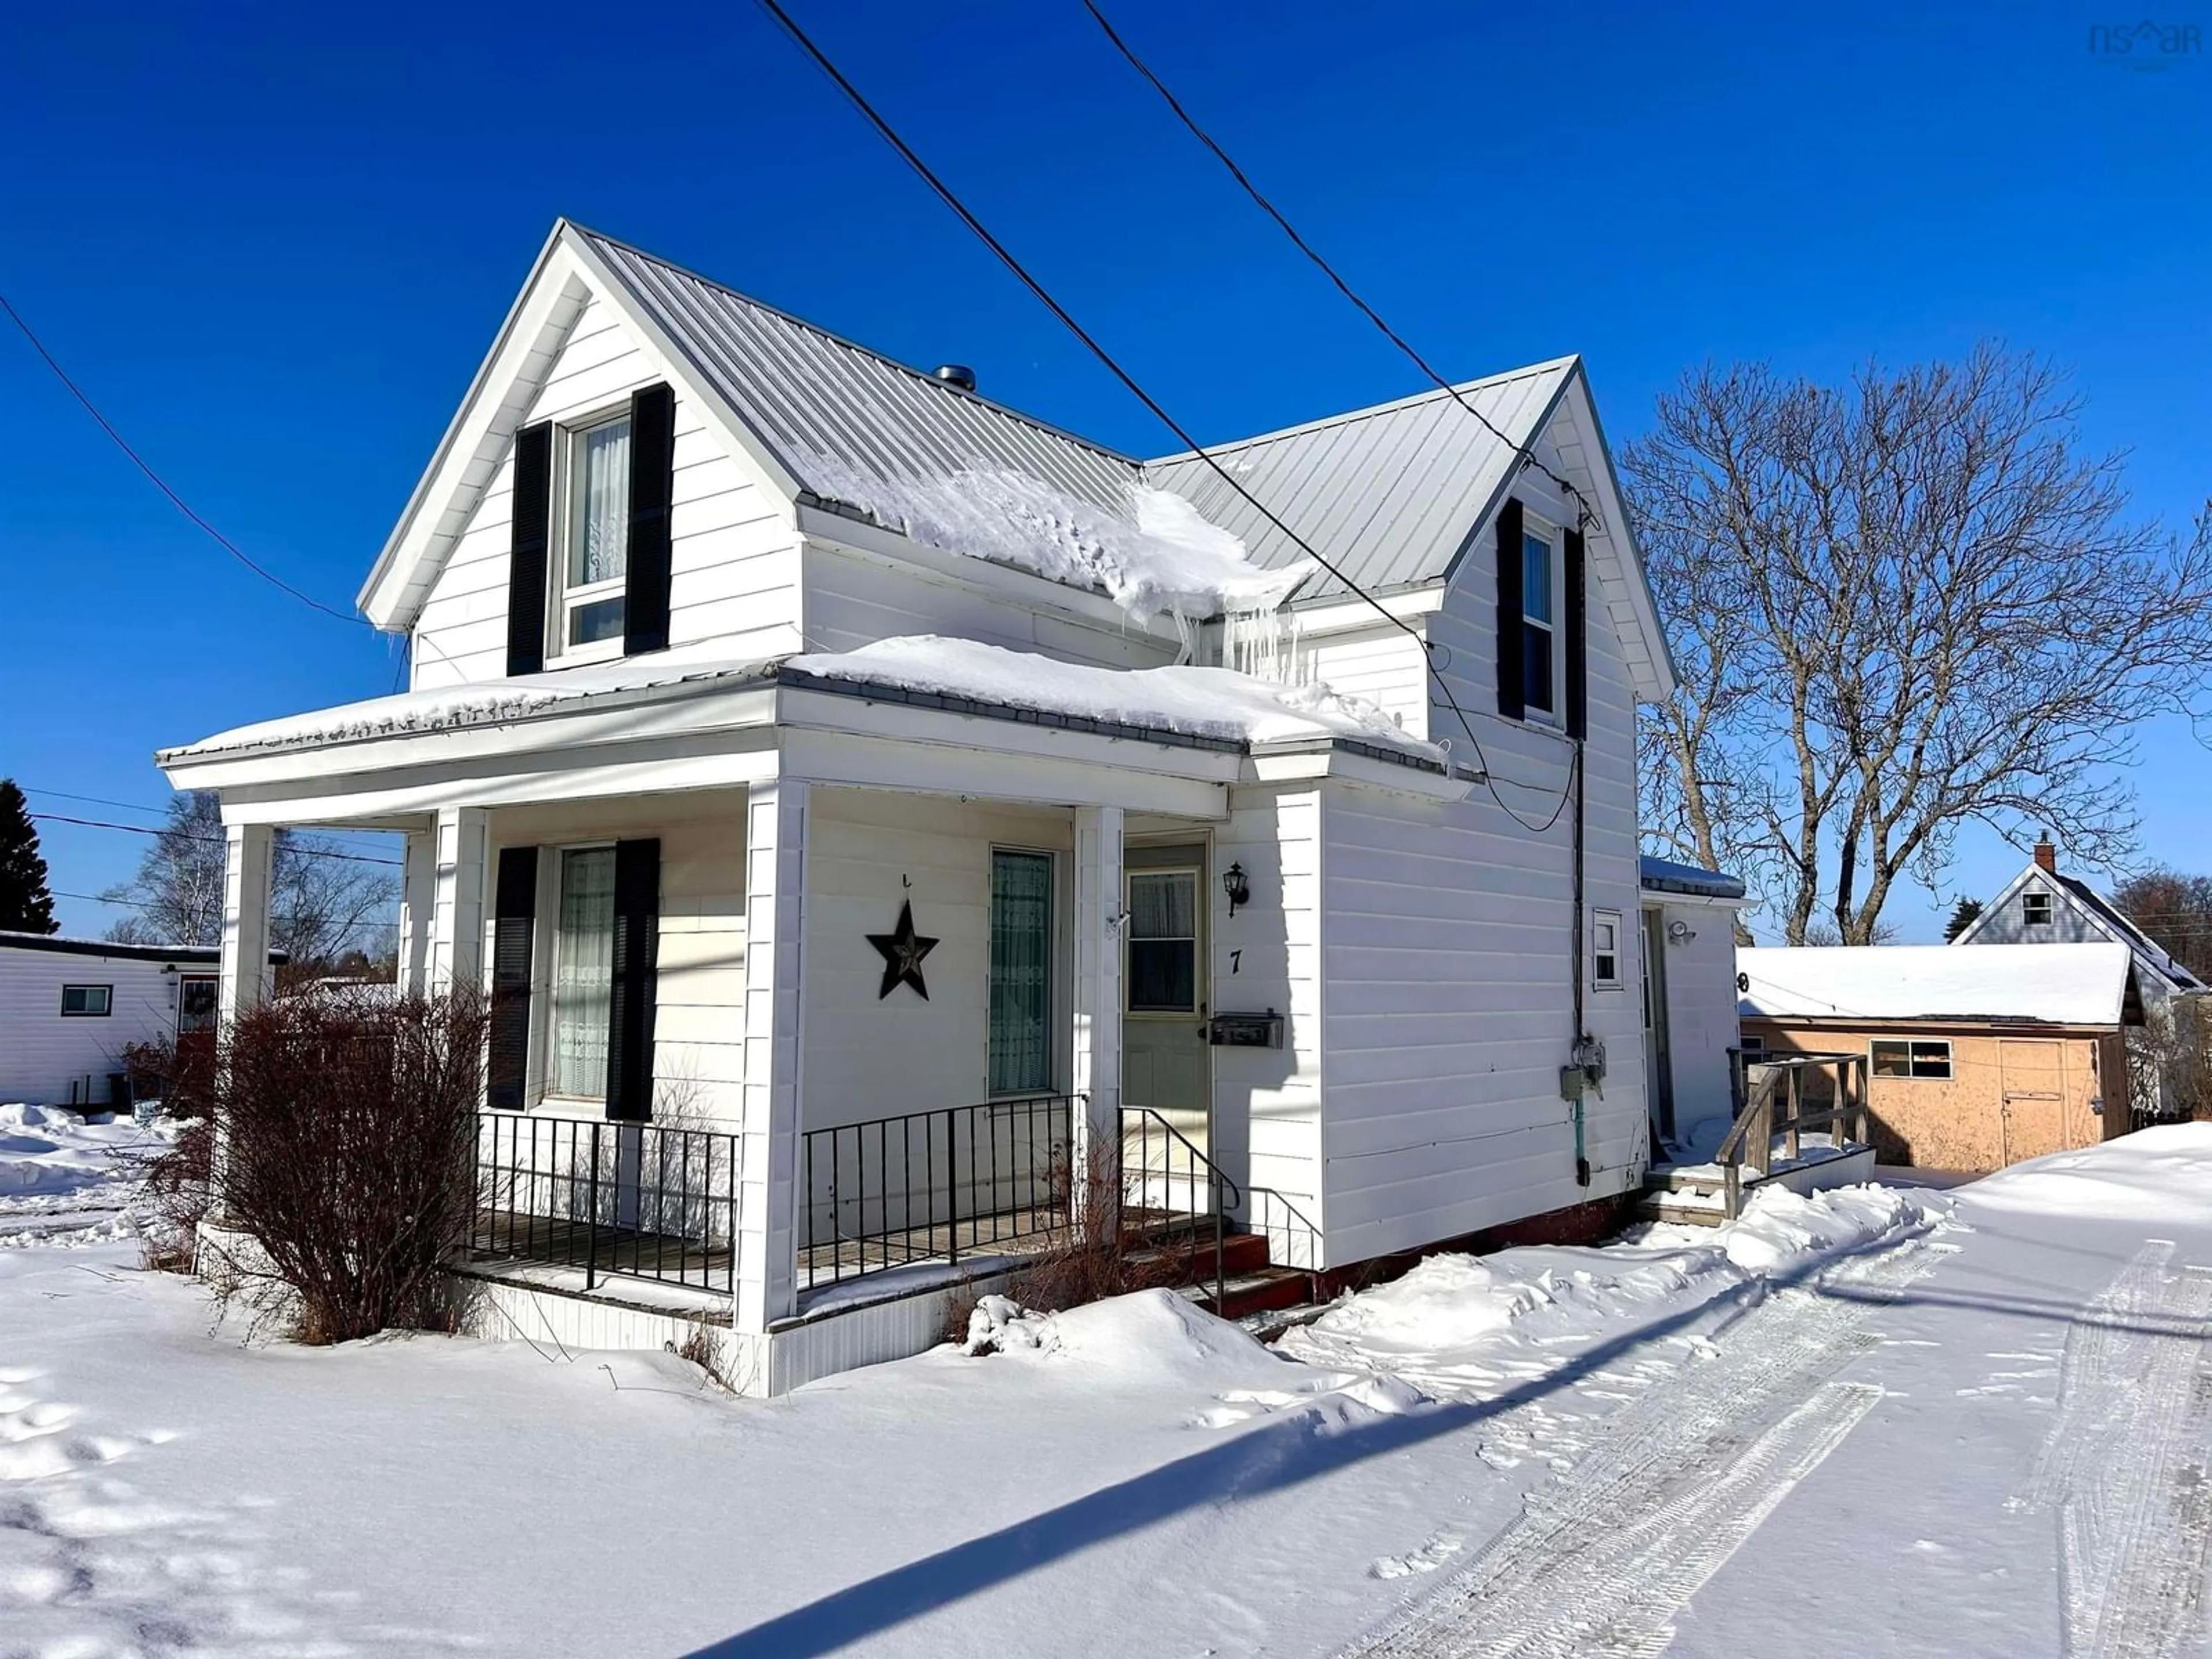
[1634,1165,1731,1229]
[1125,1227,1320,1321]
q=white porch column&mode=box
[218,821,276,1023]
[1072,805,1124,1183]
[396,827,436,994]
[429,806,490,992]
[738,779,808,1332]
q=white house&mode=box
[157,220,1681,1392]
[1951,835,2205,1118]
[0,931,223,1107]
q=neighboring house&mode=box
[157,219,1681,1392]
[1950,836,2206,1118]
[1638,856,1752,1147]
[1737,942,2140,1171]
[0,932,223,1107]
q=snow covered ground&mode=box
[3,1110,2208,1657]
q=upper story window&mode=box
[2022,889,2054,926]
[1522,525,1558,718]
[556,412,632,659]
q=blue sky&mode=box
[2,0,2207,941]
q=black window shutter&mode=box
[1494,496,1527,722]
[488,847,539,1112]
[605,838,661,1122]
[623,384,676,656]
[506,423,553,677]
[1565,525,1588,741]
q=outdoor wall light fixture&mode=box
[1222,862,1251,916]
[1666,919,1698,945]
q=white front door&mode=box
[1121,851,1210,1153]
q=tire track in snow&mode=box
[2010,1238,2212,1659]
[1341,1240,1942,1658]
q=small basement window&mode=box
[2022,889,2054,926]
[1592,910,1623,988]
[60,984,113,1017]
[1872,1039,1953,1080]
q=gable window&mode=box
[1522,526,1557,718]
[2022,889,2054,926]
[1592,910,1623,988]
[549,846,616,1100]
[555,412,631,658]
[1127,869,1199,1013]
[1872,1039,1953,1080]
[60,984,112,1017]
[988,850,1054,1095]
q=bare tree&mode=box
[1627,346,2212,944]
[2112,866,2212,982]
[103,791,397,979]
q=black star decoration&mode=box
[868,899,939,1001]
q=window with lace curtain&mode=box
[1126,869,1199,1013]
[550,846,616,1100]
[555,411,630,658]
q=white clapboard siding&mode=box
[0,947,201,1105]
[801,789,1075,1128]
[1210,786,1325,1243]
[800,544,1181,671]
[1313,457,1648,1264]
[1293,624,1428,734]
[411,293,800,689]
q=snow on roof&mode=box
[158,648,781,761]
[1639,855,1746,902]
[785,637,1446,764]
[1737,942,2135,1027]
[162,634,1443,770]
[797,453,1311,627]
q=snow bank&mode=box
[1964,1121,2212,1226]
[789,635,1442,762]
[801,453,1313,625]
[0,1103,171,1248]
[1281,1181,1952,1404]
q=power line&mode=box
[29,813,404,867]
[0,290,363,625]
[750,0,1579,834]
[21,786,395,850]
[1078,0,1601,535]
[52,888,399,935]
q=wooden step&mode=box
[1128,1228,1272,1283]
[1634,1193,1729,1229]
[1183,1266,1317,1321]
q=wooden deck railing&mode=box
[1715,1051,1872,1218]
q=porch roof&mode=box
[156,637,1464,814]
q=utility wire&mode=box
[1078,0,1601,535]
[751,0,1580,832]
[52,888,400,934]
[29,813,404,867]
[22,786,395,851]
[0,290,363,624]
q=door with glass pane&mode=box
[1122,847,1210,1154]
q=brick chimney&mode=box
[2033,834,2057,874]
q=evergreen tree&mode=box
[1943,896,1984,942]
[0,779,58,934]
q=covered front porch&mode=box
[161,647,1372,1371]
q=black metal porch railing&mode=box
[798,1094,1077,1287]
[1245,1184,1322,1275]
[1118,1105,1241,1307]
[472,1111,738,1296]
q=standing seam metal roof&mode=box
[580,225,1574,608]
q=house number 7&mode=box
[1230,950,1241,974]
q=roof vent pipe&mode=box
[933,364,977,393]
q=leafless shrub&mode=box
[134,1116,213,1273]
[120,1031,217,1119]
[214,987,488,1344]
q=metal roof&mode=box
[578,227,1142,518]
[1639,855,1748,902]
[1143,359,1578,601]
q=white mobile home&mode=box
[159,221,1680,1392]
[0,931,224,1108]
